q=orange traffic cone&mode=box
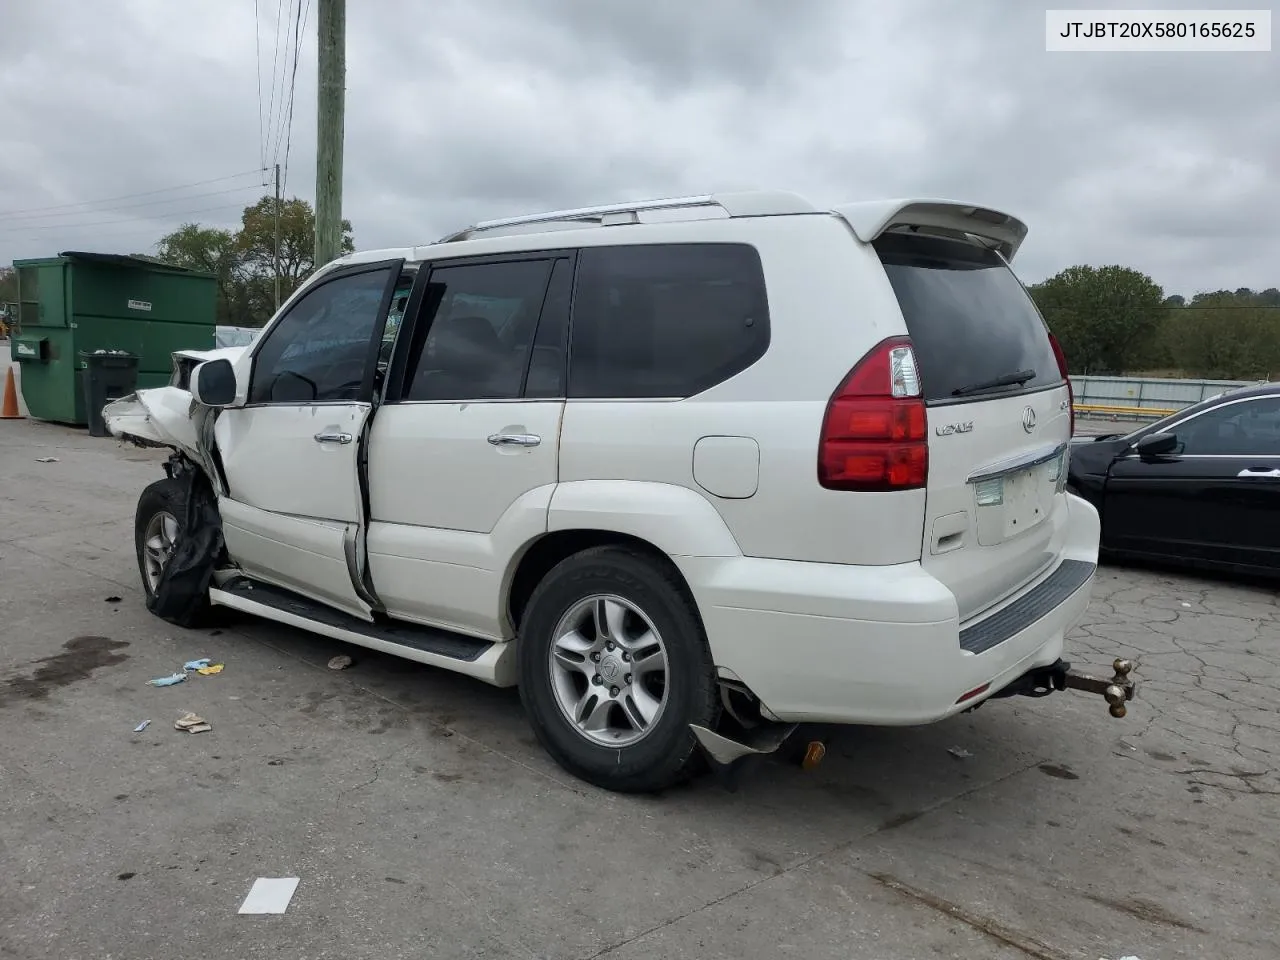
[1,367,24,419]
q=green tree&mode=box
[1166,290,1280,379]
[152,196,354,327]
[0,265,17,304]
[1029,265,1165,374]
[237,196,353,304]
[154,224,251,326]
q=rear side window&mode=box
[874,233,1061,404]
[569,243,769,399]
[403,259,553,401]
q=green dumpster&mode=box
[9,252,217,425]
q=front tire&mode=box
[134,477,217,628]
[517,546,718,793]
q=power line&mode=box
[281,0,311,191]
[255,0,266,170]
[1160,304,1280,311]
[0,201,266,236]
[1,216,248,245]
[0,169,267,219]
[271,0,304,171]
[0,183,267,225]
[266,0,286,162]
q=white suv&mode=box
[107,191,1112,793]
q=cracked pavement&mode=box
[1,418,1277,960]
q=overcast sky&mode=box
[0,0,1274,296]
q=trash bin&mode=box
[8,252,216,424]
[80,350,139,437]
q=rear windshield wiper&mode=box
[951,368,1037,397]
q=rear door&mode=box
[364,252,571,639]
[873,232,1071,622]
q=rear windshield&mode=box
[874,232,1062,404]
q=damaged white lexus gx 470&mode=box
[107,192,1137,793]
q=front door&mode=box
[213,259,403,617]
[365,253,573,639]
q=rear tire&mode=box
[517,546,718,793]
[134,477,218,628]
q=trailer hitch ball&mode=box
[1105,685,1127,718]
[1108,659,1134,717]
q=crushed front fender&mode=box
[103,387,203,459]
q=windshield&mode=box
[874,232,1062,404]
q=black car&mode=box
[1068,382,1280,576]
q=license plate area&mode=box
[1001,467,1046,537]
[973,463,1052,546]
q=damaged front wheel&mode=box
[134,475,221,628]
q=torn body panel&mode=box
[103,346,243,494]
[104,387,203,457]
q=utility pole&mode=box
[315,0,345,270]
[273,163,282,313]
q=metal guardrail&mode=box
[1075,402,1176,420]
[1070,375,1268,421]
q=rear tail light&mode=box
[818,337,928,491]
[1048,332,1073,434]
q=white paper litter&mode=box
[947,746,973,759]
[238,877,300,914]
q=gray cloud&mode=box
[0,0,1275,297]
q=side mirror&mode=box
[1135,432,1178,459]
[191,358,238,407]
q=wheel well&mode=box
[507,530,692,631]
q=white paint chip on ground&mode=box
[238,877,300,914]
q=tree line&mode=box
[149,195,354,328]
[1028,266,1280,380]
[3,202,1277,382]
[0,195,353,331]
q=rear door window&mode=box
[402,258,554,401]
[874,233,1061,404]
[569,243,769,399]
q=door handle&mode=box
[487,433,541,447]
[314,431,353,445]
[1237,467,1280,478]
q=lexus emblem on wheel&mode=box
[1021,406,1037,433]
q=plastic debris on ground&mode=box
[183,658,212,672]
[328,655,353,670]
[238,877,300,914]
[104,596,122,603]
[148,673,186,687]
[196,664,224,676]
[947,746,973,760]
[175,712,211,734]
[133,720,151,732]
[34,457,59,463]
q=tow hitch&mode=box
[993,657,1137,718]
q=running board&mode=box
[209,577,516,686]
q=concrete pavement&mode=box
[1,417,1277,960]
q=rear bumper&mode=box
[679,493,1101,725]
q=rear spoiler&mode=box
[833,199,1029,262]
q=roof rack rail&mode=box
[436,190,818,243]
